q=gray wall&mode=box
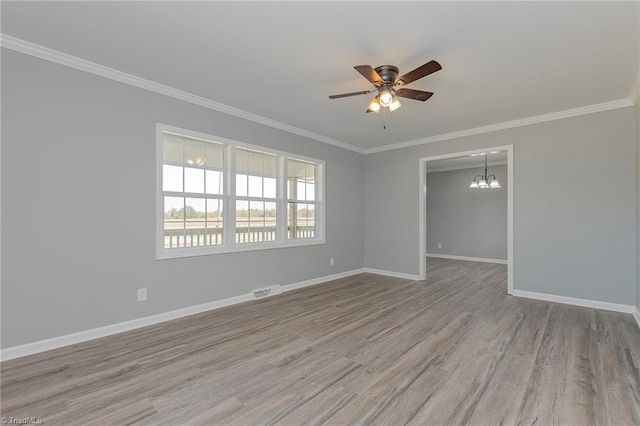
[426,165,507,260]
[2,48,638,350]
[365,107,637,305]
[1,50,365,348]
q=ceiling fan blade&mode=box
[396,88,434,101]
[354,65,384,86]
[329,90,372,99]
[395,60,442,86]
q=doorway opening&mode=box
[418,145,514,294]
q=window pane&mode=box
[306,163,316,181]
[206,199,223,221]
[248,150,263,176]
[163,132,224,169]
[185,198,206,218]
[287,159,317,202]
[184,167,205,193]
[264,202,277,242]
[248,200,271,243]
[288,202,316,239]
[264,154,277,178]
[264,177,276,199]
[235,201,277,244]
[248,175,263,197]
[206,199,223,246]
[164,196,184,248]
[302,204,315,238]
[293,160,301,187]
[236,174,248,197]
[249,200,263,214]
[163,133,183,164]
[163,165,183,192]
[236,148,248,173]
[236,200,250,243]
[306,182,315,201]
[205,143,224,170]
[287,202,294,239]
[184,198,206,247]
[206,170,223,195]
[249,200,265,241]
[164,196,185,218]
[184,137,205,167]
[237,149,277,196]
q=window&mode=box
[236,148,278,244]
[157,125,324,259]
[288,158,317,239]
[161,131,224,250]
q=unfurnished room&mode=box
[1,1,640,425]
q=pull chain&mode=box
[383,107,387,130]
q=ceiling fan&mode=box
[329,60,442,113]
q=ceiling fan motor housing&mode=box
[374,65,399,87]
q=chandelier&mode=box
[469,154,500,189]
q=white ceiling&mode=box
[2,2,638,152]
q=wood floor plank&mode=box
[599,343,640,425]
[2,258,639,425]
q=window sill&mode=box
[156,238,326,260]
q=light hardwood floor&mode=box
[2,258,640,425]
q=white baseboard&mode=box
[281,269,365,292]
[0,293,252,362]
[426,253,507,265]
[1,268,365,362]
[5,270,634,362]
[511,289,636,314]
[362,268,420,281]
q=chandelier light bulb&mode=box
[489,179,501,188]
[478,179,487,188]
[469,180,479,188]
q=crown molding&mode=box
[2,34,635,156]
[0,34,364,154]
[364,98,634,154]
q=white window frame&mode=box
[156,124,325,260]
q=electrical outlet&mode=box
[330,257,335,266]
[437,243,442,249]
[137,288,147,302]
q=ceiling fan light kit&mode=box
[329,60,441,123]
